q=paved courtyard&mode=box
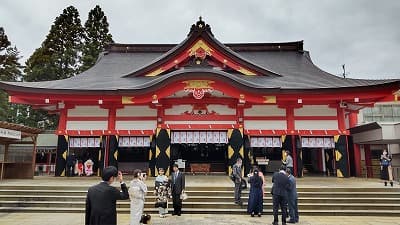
[0,213,399,225]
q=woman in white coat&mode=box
[129,169,148,225]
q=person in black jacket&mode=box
[271,166,290,225]
[170,164,185,216]
[85,166,129,225]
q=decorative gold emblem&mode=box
[183,80,214,99]
[188,39,213,57]
[263,96,276,103]
[122,96,135,104]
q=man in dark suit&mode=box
[170,164,185,216]
[232,157,243,205]
[271,166,290,225]
[85,166,129,225]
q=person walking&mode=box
[247,169,263,217]
[85,166,129,225]
[129,169,148,225]
[271,166,290,225]
[233,157,243,205]
[170,164,185,216]
[286,168,299,223]
[154,168,170,218]
[380,149,394,187]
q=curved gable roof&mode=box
[0,19,399,95]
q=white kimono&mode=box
[129,178,147,225]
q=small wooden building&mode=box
[0,121,42,180]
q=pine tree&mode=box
[0,27,23,121]
[80,5,113,72]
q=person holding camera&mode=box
[129,169,148,225]
[85,166,129,225]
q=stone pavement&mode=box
[0,213,399,225]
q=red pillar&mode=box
[108,107,116,131]
[57,108,67,131]
[364,144,373,178]
[349,112,361,177]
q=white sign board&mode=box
[0,128,21,139]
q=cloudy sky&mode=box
[1,0,400,79]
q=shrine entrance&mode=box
[170,131,228,174]
[117,136,151,174]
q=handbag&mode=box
[180,190,188,200]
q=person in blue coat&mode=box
[286,168,299,223]
[247,169,263,217]
[271,166,290,225]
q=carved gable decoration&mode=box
[124,17,280,78]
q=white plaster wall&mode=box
[117,106,156,117]
[245,105,286,116]
[165,121,236,125]
[115,121,157,130]
[244,120,287,130]
[207,105,236,115]
[66,121,108,130]
[68,106,108,117]
[295,120,338,130]
[389,144,400,155]
[294,105,337,116]
[165,105,192,115]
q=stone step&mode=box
[0,207,399,216]
[1,189,399,198]
[1,200,399,211]
[0,195,398,204]
[0,185,398,192]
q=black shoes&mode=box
[258,213,262,217]
[390,181,393,187]
[287,220,296,223]
[234,201,243,206]
[251,213,254,217]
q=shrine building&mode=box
[1,18,399,177]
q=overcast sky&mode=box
[1,0,400,80]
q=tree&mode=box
[24,5,84,82]
[0,27,23,121]
[22,6,85,129]
[80,5,113,72]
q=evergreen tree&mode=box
[24,5,84,82]
[0,27,23,121]
[22,6,84,129]
[80,5,113,72]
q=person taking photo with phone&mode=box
[85,166,129,225]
